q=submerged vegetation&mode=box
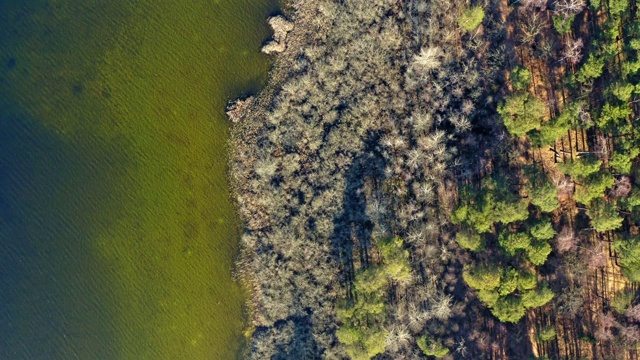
[231,0,640,358]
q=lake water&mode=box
[0,1,277,359]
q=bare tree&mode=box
[412,46,443,72]
[556,226,578,252]
[610,176,632,198]
[554,0,586,17]
[520,0,549,9]
[520,11,547,44]
[563,37,584,65]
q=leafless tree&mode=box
[563,38,584,65]
[554,0,586,17]
[556,226,578,252]
[610,176,632,198]
[521,0,549,8]
[520,11,548,44]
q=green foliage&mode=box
[557,156,602,180]
[498,268,519,296]
[537,326,557,342]
[499,231,533,256]
[533,104,578,147]
[454,179,529,233]
[611,289,635,314]
[608,0,629,16]
[577,54,605,83]
[527,240,553,266]
[615,236,640,282]
[610,148,640,174]
[553,15,575,35]
[610,82,635,101]
[590,0,602,10]
[510,66,531,91]
[623,60,640,77]
[417,336,450,358]
[352,238,411,297]
[478,289,500,307]
[573,172,615,205]
[337,238,411,359]
[494,199,530,225]
[529,179,560,212]
[336,327,388,360]
[488,284,554,323]
[521,283,555,308]
[491,296,526,323]
[458,6,485,32]
[377,237,412,284]
[530,220,556,240]
[498,93,547,136]
[517,270,538,291]
[463,265,502,291]
[354,267,388,296]
[587,200,623,232]
[619,190,640,210]
[455,228,485,251]
[526,173,560,212]
[452,203,493,233]
[597,103,632,131]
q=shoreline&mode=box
[227,0,315,334]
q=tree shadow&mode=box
[250,314,319,360]
[329,131,387,298]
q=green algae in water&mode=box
[0,1,278,359]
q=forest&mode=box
[229,0,640,358]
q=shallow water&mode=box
[0,1,277,359]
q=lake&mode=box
[0,1,277,359]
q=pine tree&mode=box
[587,200,623,232]
[498,93,547,136]
[615,236,640,282]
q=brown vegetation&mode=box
[230,0,640,359]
